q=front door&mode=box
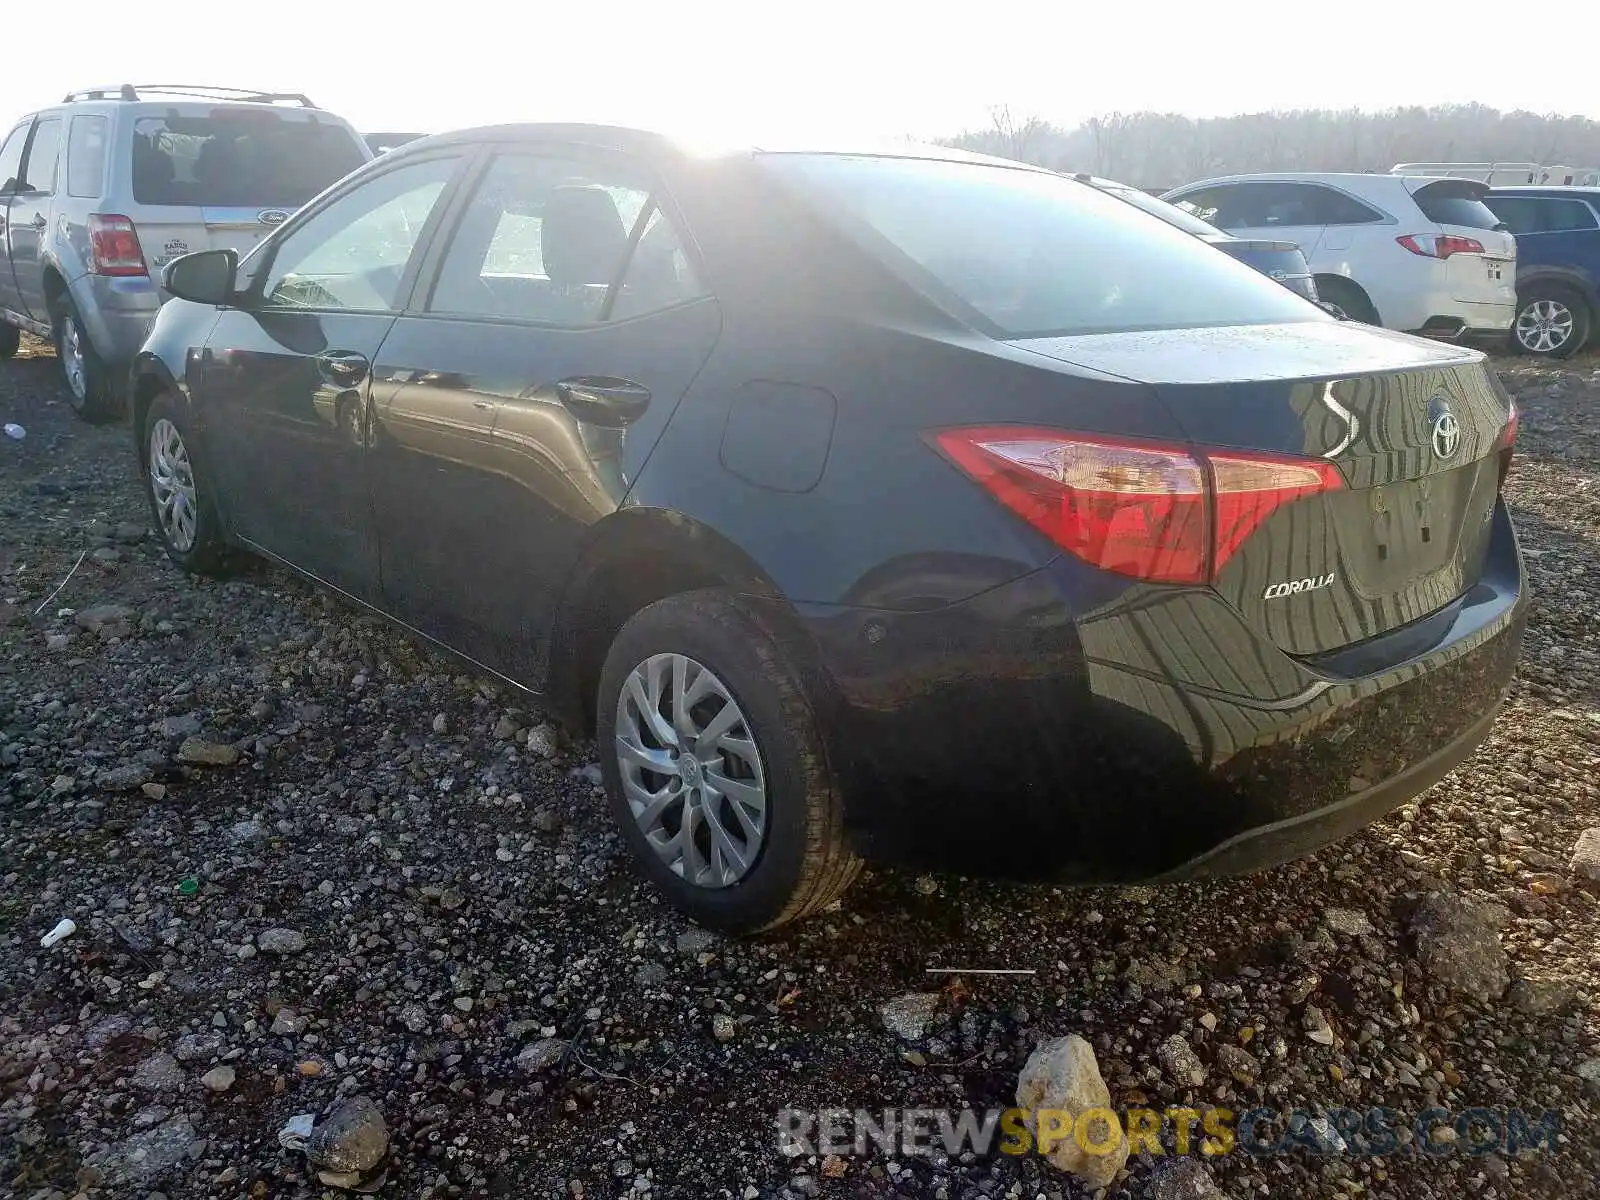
[5,116,61,321]
[196,152,465,599]
[371,147,720,682]
[0,119,32,317]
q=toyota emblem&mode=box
[1428,396,1460,461]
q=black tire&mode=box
[50,292,119,422]
[1512,284,1591,359]
[1316,277,1380,325]
[140,392,232,575]
[596,590,862,934]
[0,322,19,361]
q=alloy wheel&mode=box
[148,418,198,552]
[614,652,768,889]
[60,315,88,402]
[1516,299,1575,354]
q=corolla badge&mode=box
[1428,395,1460,461]
[1264,572,1335,600]
[257,209,290,226]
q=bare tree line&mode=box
[942,104,1600,190]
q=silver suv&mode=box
[0,84,370,420]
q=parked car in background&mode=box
[1394,161,1600,187]
[1482,186,1600,358]
[365,132,426,156]
[1162,172,1517,342]
[131,128,1525,932]
[1078,174,1320,303]
[0,84,370,419]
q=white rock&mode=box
[1569,828,1600,882]
[878,993,939,1040]
[1014,1034,1128,1185]
[201,1065,235,1092]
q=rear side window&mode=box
[67,115,108,198]
[1413,181,1503,230]
[130,112,367,207]
[429,152,705,325]
[20,118,62,192]
[1486,195,1598,234]
[1305,186,1385,226]
[764,155,1319,338]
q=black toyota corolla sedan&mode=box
[130,125,1526,932]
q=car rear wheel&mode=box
[0,323,19,361]
[1315,277,1380,325]
[142,393,231,575]
[596,591,862,934]
[1513,285,1590,359]
[51,293,118,422]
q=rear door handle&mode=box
[315,351,369,385]
[554,376,651,427]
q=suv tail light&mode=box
[88,215,148,277]
[1497,397,1519,491]
[1396,233,1484,258]
[929,427,1343,585]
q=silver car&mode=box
[0,84,370,420]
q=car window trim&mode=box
[404,138,713,328]
[0,119,33,192]
[242,149,473,316]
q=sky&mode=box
[7,0,1600,143]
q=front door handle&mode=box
[554,376,651,427]
[315,350,369,385]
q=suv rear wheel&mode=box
[596,591,862,934]
[1316,277,1380,325]
[1513,284,1590,359]
[52,293,118,422]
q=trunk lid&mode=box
[1015,321,1514,655]
[134,207,294,277]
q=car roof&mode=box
[1172,171,1401,187]
[388,123,1048,171]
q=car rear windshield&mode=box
[131,112,366,207]
[1412,181,1505,231]
[1100,184,1222,237]
[760,154,1319,338]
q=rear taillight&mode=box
[1396,233,1484,259]
[1497,397,1518,490]
[931,428,1342,585]
[88,214,147,277]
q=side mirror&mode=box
[163,249,238,306]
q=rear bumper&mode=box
[788,501,1527,881]
[70,273,161,368]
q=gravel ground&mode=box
[1,332,1597,1200]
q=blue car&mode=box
[1484,186,1600,357]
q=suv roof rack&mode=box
[61,84,318,108]
[1391,161,1600,187]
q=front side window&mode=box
[429,152,704,325]
[765,155,1318,338]
[261,156,458,311]
[0,122,28,191]
[67,115,109,198]
[20,118,62,193]
[131,112,367,207]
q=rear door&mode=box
[124,106,370,277]
[6,115,62,320]
[372,144,720,681]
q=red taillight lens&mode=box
[1497,397,1518,490]
[930,428,1343,585]
[1396,233,1485,258]
[88,214,147,277]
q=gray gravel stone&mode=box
[878,993,939,1040]
[1570,828,1600,882]
[1408,891,1511,1001]
[257,927,308,955]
